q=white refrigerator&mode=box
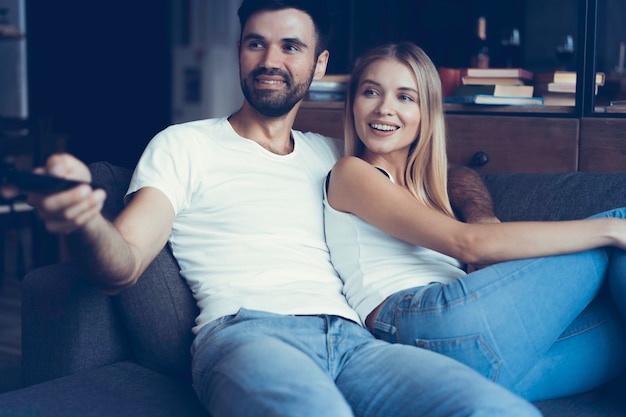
[0,0,27,119]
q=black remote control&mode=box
[2,168,87,194]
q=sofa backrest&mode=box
[89,161,199,382]
[484,172,626,222]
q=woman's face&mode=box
[353,58,421,161]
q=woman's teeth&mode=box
[370,123,398,132]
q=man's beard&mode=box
[241,67,315,117]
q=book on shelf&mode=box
[444,94,543,106]
[534,71,605,86]
[453,84,534,97]
[306,91,346,102]
[534,82,599,95]
[607,100,626,113]
[540,92,575,106]
[307,74,349,102]
[534,82,576,93]
[461,76,530,86]
[460,67,534,80]
[309,74,349,92]
[534,72,604,106]
[316,74,350,83]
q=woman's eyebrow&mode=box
[360,79,418,94]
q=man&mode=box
[21,1,539,416]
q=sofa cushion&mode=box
[21,262,131,386]
[89,161,200,382]
[112,249,199,382]
[534,374,626,417]
[0,361,208,417]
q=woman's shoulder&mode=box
[333,156,370,173]
[332,156,387,181]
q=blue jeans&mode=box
[191,308,540,417]
[370,207,626,401]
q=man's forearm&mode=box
[447,163,500,224]
[66,216,138,294]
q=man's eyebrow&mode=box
[242,32,265,42]
[242,33,308,49]
[282,37,308,49]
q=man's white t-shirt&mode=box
[127,117,360,333]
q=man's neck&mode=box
[229,102,301,155]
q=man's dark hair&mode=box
[237,0,333,58]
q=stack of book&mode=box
[534,71,605,106]
[608,100,626,113]
[445,68,542,106]
[306,74,349,102]
[460,67,534,86]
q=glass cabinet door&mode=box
[591,0,626,116]
[324,0,625,116]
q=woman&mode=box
[323,41,626,401]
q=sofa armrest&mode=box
[21,261,132,386]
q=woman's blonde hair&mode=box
[344,42,454,218]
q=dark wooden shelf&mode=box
[294,100,626,174]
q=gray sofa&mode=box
[0,161,625,416]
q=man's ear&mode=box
[313,50,330,80]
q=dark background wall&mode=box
[21,1,624,169]
[26,1,172,169]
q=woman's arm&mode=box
[327,156,625,265]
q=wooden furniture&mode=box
[294,101,625,174]
[292,1,626,175]
[445,115,579,173]
[579,118,626,172]
[294,101,345,140]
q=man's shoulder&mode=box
[295,129,337,142]
[293,129,343,157]
[164,117,227,134]
[152,118,231,147]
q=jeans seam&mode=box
[556,314,615,341]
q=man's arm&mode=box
[27,154,174,294]
[66,187,174,293]
[447,163,499,271]
[447,163,500,225]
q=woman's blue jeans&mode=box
[370,207,626,401]
[191,308,541,417]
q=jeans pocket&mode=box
[192,308,250,355]
[414,335,501,381]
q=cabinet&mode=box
[579,118,626,171]
[294,102,344,140]
[294,102,626,173]
[300,0,626,174]
[445,115,579,173]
